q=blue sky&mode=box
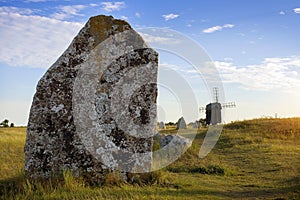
[0,0,300,125]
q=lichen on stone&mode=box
[24,15,158,183]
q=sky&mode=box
[0,0,300,125]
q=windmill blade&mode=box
[213,87,219,103]
[199,107,206,112]
[222,102,236,108]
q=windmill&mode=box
[199,87,236,125]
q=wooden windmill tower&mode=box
[199,87,236,125]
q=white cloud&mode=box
[50,12,68,20]
[214,56,300,91]
[159,63,180,71]
[24,0,50,2]
[203,23,234,33]
[203,25,222,33]
[100,2,125,12]
[0,11,83,68]
[89,3,98,7]
[121,15,128,20]
[135,12,141,18]
[138,32,179,44]
[223,24,234,28]
[61,5,86,15]
[162,13,179,21]
[279,11,285,15]
[51,5,86,20]
[293,8,300,14]
[0,6,34,15]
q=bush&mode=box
[0,119,9,127]
[104,171,126,186]
[168,165,225,175]
[127,171,173,186]
[206,165,225,175]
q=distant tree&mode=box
[187,122,194,127]
[0,119,9,127]
[10,123,14,127]
[166,122,175,126]
[199,118,206,127]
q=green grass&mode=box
[1,118,300,199]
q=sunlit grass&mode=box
[0,118,300,199]
[0,127,26,180]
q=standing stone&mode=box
[193,120,200,129]
[24,15,158,182]
[154,133,191,149]
[158,121,165,129]
[176,117,187,130]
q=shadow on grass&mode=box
[133,180,300,199]
[0,173,26,198]
[1,173,299,199]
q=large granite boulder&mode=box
[24,15,158,183]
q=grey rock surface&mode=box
[193,120,200,129]
[158,121,165,129]
[24,15,158,182]
[154,133,191,148]
[176,117,187,129]
[153,133,192,169]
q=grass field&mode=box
[0,118,300,199]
